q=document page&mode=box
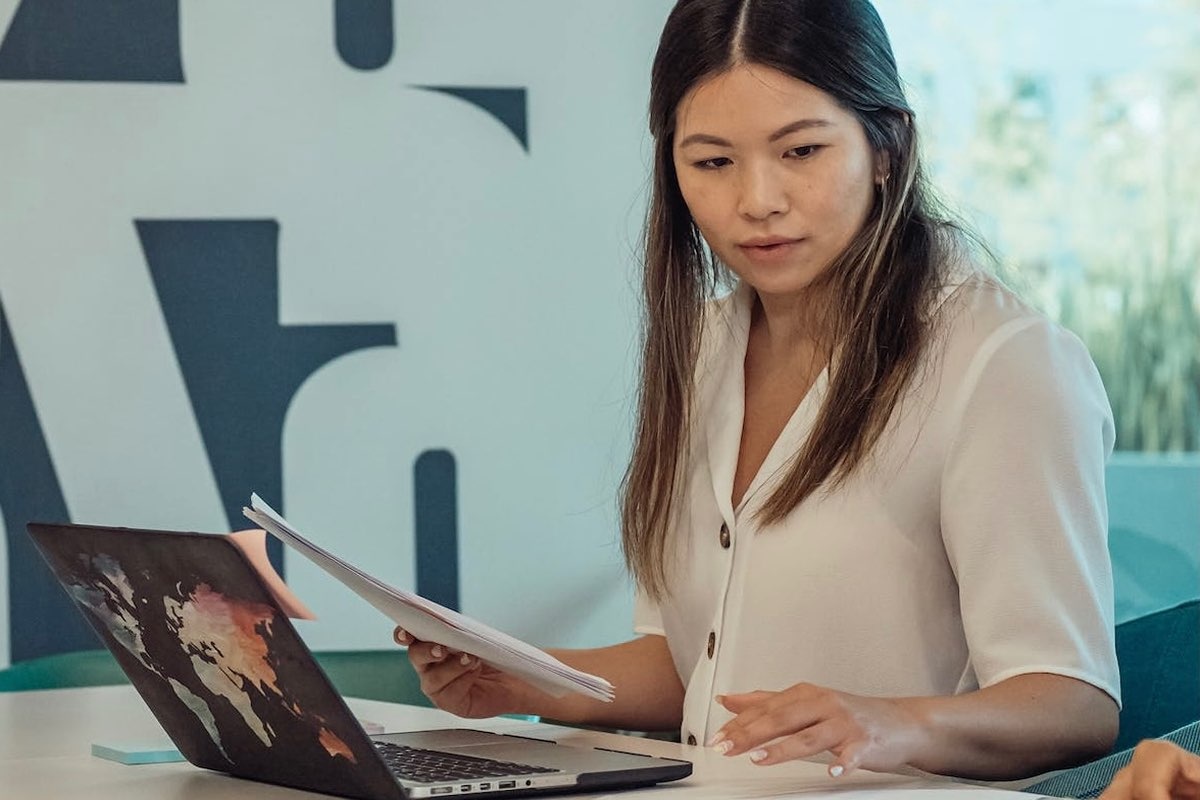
[243,494,615,702]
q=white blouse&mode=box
[634,272,1120,746]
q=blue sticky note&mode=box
[91,741,185,765]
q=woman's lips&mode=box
[737,238,805,264]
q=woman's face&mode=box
[673,63,881,304]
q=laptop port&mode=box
[460,786,472,792]
[431,789,452,795]
[498,781,516,789]
[479,784,491,791]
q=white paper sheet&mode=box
[242,494,615,702]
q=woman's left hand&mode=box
[710,684,929,777]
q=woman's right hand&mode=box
[395,627,538,719]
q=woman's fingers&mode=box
[712,686,824,756]
[717,690,777,714]
[421,656,483,697]
[393,626,506,717]
[406,641,445,668]
[400,633,482,695]
[711,684,919,775]
[830,737,870,777]
[395,629,475,668]
[711,691,783,745]
[428,660,487,709]
[740,719,844,766]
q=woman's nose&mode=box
[736,164,789,220]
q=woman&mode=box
[396,0,1120,780]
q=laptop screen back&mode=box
[27,523,403,800]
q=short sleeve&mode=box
[633,587,666,637]
[940,318,1120,703]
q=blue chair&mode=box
[1112,599,1200,753]
[1023,599,1200,798]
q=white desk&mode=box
[0,685,1023,799]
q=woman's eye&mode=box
[694,157,732,170]
[786,145,820,159]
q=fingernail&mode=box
[715,741,733,755]
[715,694,728,706]
[431,645,444,658]
[829,765,845,778]
[394,628,409,644]
[750,750,768,763]
[707,731,726,747]
[460,653,472,666]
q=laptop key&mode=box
[375,743,563,784]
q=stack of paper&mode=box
[242,494,615,703]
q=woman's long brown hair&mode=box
[621,0,961,600]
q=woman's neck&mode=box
[750,283,835,356]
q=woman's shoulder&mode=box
[933,267,1080,363]
[927,267,1108,421]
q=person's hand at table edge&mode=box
[1099,740,1200,800]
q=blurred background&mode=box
[0,0,1195,671]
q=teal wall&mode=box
[1108,454,1200,624]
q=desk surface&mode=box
[0,685,1025,800]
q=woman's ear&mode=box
[875,112,911,185]
[875,150,891,186]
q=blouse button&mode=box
[706,631,716,659]
[686,734,697,746]
[718,522,731,549]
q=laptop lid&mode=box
[27,522,405,800]
[25,522,692,799]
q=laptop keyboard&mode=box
[374,742,562,785]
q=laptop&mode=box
[26,522,692,800]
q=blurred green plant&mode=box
[954,0,1200,452]
[1060,262,1200,453]
[1057,17,1199,452]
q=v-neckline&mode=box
[703,267,977,524]
[701,284,830,524]
[732,364,828,518]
